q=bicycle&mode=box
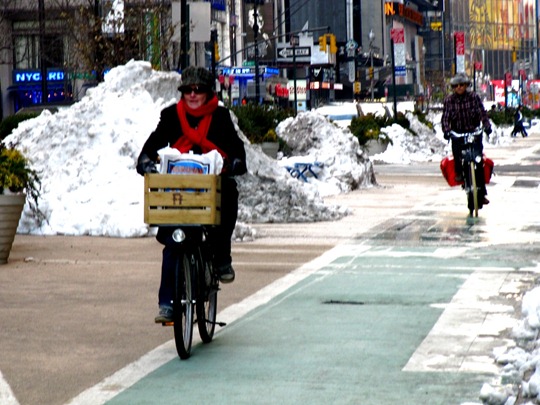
[449,128,487,217]
[144,173,226,359]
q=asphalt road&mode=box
[1,134,539,405]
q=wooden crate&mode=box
[144,174,221,225]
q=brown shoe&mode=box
[482,197,490,205]
[155,306,173,323]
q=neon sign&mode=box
[13,69,65,83]
[384,2,423,26]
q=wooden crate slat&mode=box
[144,174,221,225]
[145,208,220,225]
[146,191,219,208]
[146,173,221,190]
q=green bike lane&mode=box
[100,241,537,405]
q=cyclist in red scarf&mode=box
[137,66,247,323]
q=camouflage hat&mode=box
[178,66,214,91]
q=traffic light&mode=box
[328,34,337,54]
[368,67,374,79]
[211,29,219,62]
[319,35,327,52]
[214,42,220,62]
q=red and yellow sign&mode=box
[384,2,423,26]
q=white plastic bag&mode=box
[157,147,224,175]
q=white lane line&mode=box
[64,243,361,405]
[0,369,19,405]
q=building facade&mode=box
[2,0,535,118]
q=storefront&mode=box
[8,68,72,113]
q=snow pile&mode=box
[236,143,349,223]
[276,111,376,196]
[372,118,447,164]
[478,287,540,404]
[6,61,178,237]
[4,60,355,237]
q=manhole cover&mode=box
[512,179,540,188]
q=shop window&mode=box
[13,21,65,69]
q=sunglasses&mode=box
[179,85,208,94]
[451,83,468,89]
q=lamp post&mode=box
[38,0,47,103]
[422,44,426,90]
[369,29,375,101]
[246,0,264,103]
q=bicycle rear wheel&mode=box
[197,258,218,343]
[173,252,195,360]
[468,161,479,217]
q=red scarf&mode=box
[173,96,227,158]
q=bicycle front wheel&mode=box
[197,258,218,343]
[173,252,195,360]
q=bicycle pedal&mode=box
[161,321,174,327]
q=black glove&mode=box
[484,127,492,137]
[443,132,450,141]
[228,158,247,176]
[136,154,158,176]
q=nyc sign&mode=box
[13,69,65,84]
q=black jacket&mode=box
[139,103,246,174]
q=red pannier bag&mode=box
[484,156,494,184]
[440,155,494,187]
[440,156,463,187]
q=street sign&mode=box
[276,46,311,62]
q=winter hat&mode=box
[178,66,214,91]
[450,72,471,86]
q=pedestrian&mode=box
[511,105,528,138]
[442,72,492,204]
[136,66,247,323]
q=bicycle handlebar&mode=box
[449,128,484,138]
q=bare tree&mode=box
[0,0,24,66]
[58,0,178,82]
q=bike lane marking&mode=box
[95,243,534,404]
[64,244,353,405]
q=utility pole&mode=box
[390,36,397,119]
[253,2,260,103]
[291,34,299,114]
[38,0,47,104]
[369,29,375,101]
[211,29,218,82]
[180,0,189,69]
[93,0,105,82]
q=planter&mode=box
[261,142,279,159]
[0,194,25,264]
[365,139,389,156]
